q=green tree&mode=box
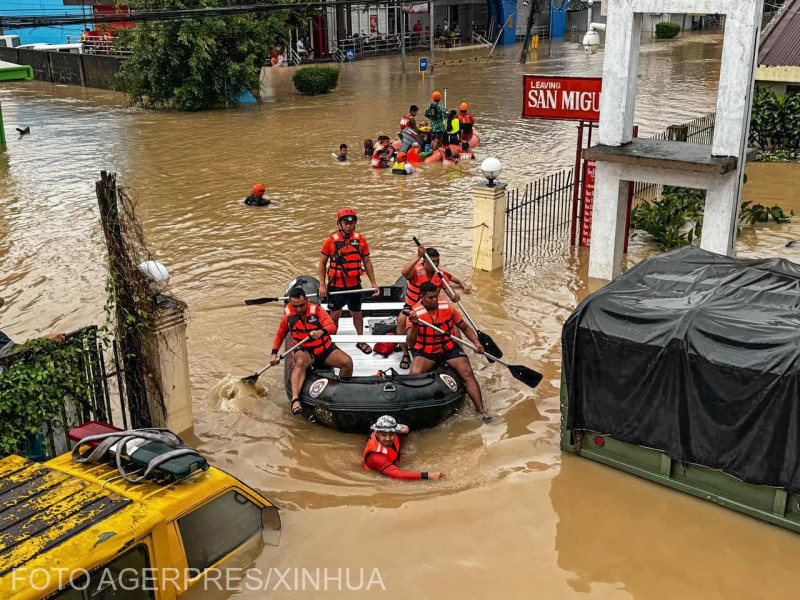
[115,0,308,110]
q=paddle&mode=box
[420,321,543,389]
[241,338,308,384]
[245,288,379,306]
[412,236,504,360]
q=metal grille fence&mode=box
[632,112,716,200]
[505,167,574,263]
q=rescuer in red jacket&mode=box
[363,415,444,480]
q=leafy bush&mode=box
[655,22,681,39]
[292,66,340,95]
[630,186,705,249]
[740,201,793,224]
[750,87,800,153]
[631,186,793,250]
[0,334,94,455]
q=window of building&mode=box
[177,490,262,572]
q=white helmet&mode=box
[370,415,403,433]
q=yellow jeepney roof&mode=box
[0,452,259,598]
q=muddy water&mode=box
[2,33,800,597]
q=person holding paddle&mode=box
[406,282,491,421]
[397,245,469,370]
[271,287,353,415]
[318,207,380,354]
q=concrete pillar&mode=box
[597,6,641,146]
[142,296,194,435]
[472,182,507,272]
[700,171,739,255]
[588,162,628,280]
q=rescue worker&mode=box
[244,184,270,206]
[424,91,448,141]
[271,287,353,415]
[445,109,460,145]
[400,105,419,131]
[396,246,470,370]
[442,147,458,165]
[407,142,422,166]
[458,142,475,161]
[392,151,416,175]
[407,282,490,421]
[318,208,380,354]
[363,415,444,480]
[457,102,475,142]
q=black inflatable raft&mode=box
[283,276,466,433]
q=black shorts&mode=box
[295,343,338,369]
[432,131,445,141]
[414,346,467,363]
[327,283,363,312]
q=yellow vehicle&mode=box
[0,445,280,599]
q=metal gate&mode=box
[504,166,574,263]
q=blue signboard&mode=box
[344,48,355,62]
[419,57,428,72]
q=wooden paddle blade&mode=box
[244,297,280,306]
[477,330,503,359]
[508,364,543,388]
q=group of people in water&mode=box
[364,92,476,173]
[268,207,489,480]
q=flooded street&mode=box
[2,33,800,597]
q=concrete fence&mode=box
[0,47,124,90]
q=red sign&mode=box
[579,160,596,246]
[370,14,378,32]
[522,76,602,122]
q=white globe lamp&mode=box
[139,260,170,293]
[480,157,502,187]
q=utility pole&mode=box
[400,0,406,74]
[519,0,540,64]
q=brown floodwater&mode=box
[2,33,800,597]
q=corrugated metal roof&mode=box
[759,0,800,67]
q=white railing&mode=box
[471,31,492,47]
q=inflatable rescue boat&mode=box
[391,129,480,164]
[283,276,466,433]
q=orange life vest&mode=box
[326,230,365,287]
[284,303,332,356]
[458,113,475,138]
[405,262,450,306]
[411,299,458,354]
[362,432,401,470]
[400,115,411,130]
[459,151,474,161]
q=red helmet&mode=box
[337,207,357,222]
[252,184,266,196]
[459,102,469,111]
[432,91,442,101]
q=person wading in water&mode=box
[318,207,380,354]
[407,282,491,421]
[244,184,270,206]
[363,415,444,480]
[271,287,353,415]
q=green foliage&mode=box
[631,186,793,250]
[740,201,793,224]
[0,335,93,455]
[750,87,800,154]
[292,66,340,96]
[630,186,705,249]
[114,0,308,110]
[655,22,681,39]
